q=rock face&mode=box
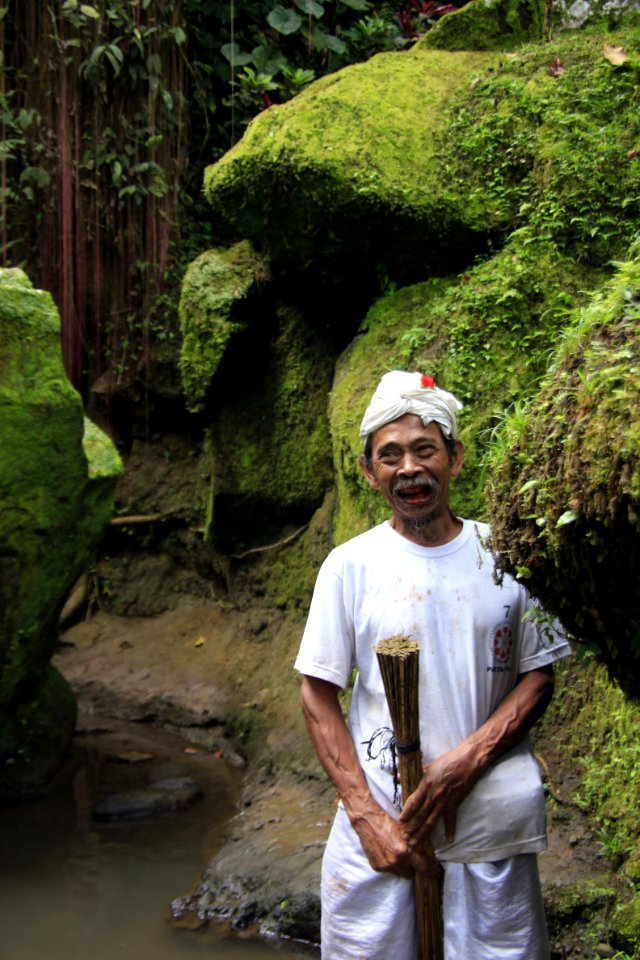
[0,268,122,797]
[487,243,640,696]
[188,25,640,557]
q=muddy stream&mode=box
[0,714,315,960]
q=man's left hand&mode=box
[398,741,479,846]
[398,666,555,847]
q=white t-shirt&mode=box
[295,518,571,863]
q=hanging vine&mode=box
[1,0,189,397]
[0,0,464,411]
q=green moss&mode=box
[203,48,498,281]
[613,894,640,954]
[82,417,123,482]
[329,234,595,542]
[435,29,640,261]
[179,241,266,411]
[225,705,266,745]
[544,878,615,925]
[420,0,545,51]
[208,304,334,546]
[0,269,120,795]
[486,241,640,692]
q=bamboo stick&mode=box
[375,636,443,960]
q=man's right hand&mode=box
[352,804,442,879]
[300,675,442,880]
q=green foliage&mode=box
[188,0,463,147]
[436,29,640,262]
[0,0,464,403]
[486,241,640,693]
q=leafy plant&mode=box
[0,0,468,411]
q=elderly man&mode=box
[294,370,571,960]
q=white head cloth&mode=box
[359,370,463,442]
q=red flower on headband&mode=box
[420,374,435,388]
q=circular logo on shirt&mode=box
[488,621,513,672]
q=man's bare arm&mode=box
[400,665,554,845]
[300,674,440,878]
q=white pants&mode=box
[321,805,550,960]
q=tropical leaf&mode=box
[267,6,304,35]
[293,0,325,16]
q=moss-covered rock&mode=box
[203,47,498,285]
[203,29,640,296]
[420,0,545,51]
[205,303,335,549]
[486,241,640,694]
[612,893,640,955]
[434,29,640,259]
[329,234,596,543]
[179,241,267,412]
[0,268,122,797]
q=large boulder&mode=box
[486,242,640,696]
[203,47,498,287]
[329,234,596,543]
[0,268,122,797]
[203,27,640,296]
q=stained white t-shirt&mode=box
[295,518,571,863]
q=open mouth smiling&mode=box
[392,478,437,506]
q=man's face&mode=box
[359,414,463,542]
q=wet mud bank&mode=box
[54,596,325,952]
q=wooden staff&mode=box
[375,635,443,960]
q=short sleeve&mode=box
[294,550,355,690]
[518,595,572,673]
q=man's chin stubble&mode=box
[405,514,435,537]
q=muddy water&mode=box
[0,720,315,960]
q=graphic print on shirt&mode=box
[487,618,513,673]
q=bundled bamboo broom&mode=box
[375,635,444,960]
